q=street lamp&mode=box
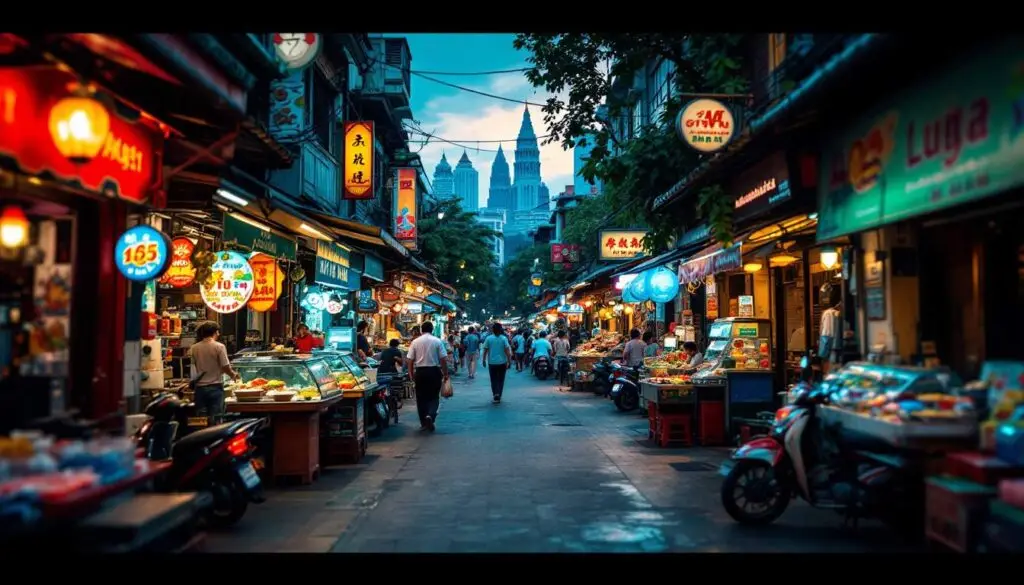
[437,210,445,220]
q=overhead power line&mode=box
[411,71,551,109]
[410,66,532,76]
[404,127,554,144]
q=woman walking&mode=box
[482,322,513,404]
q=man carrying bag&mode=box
[405,321,449,433]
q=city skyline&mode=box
[402,33,573,209]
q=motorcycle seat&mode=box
[174,420,251,451]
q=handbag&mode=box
[441,377,454,399]
[188,368,204,391]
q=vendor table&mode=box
[228,395,342,484]
[321,388,372,465]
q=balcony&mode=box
[268,140,339,214]
[364,36,411,112]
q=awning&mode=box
[611,247,688,278]
[678,242,744,285]
[304,210,411,260]
[566,263,621,291]
[426,293,457,312]
[543,299,559,310]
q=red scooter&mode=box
[719,382,911,527]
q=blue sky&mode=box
[394,33,575,208]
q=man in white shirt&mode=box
[405,321,448,432]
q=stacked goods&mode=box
[571,333,623,357]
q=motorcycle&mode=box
[134,393,266,528]
[719,382,910,528]
[365,384,391,437]
[376,371,405,425]
[533,355,553,381]
[592,358,614,397]
[609,363,642,412]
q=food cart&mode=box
[311,350,377,464]
[569,333,624,392]
[691,317,775,443]
[227,354,343,484]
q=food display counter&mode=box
[570,334,624,390]
[227,354,343,484]
[690,317,775,442]
[312,350,376,464]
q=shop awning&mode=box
[304,211,410,259]
[426,293,457,312]
[566,263,621,291]
[611,247,689,278]
[543,299,559,310]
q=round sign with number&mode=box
[272,33,322,72]
[200,250,255,314]
[114,225,172,282]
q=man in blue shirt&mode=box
[512,330,527,372]
[463,326,482,380]
[529,331,553,374]
[482,322,513,403]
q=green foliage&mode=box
[417,199,499,295]
[514,33,748,246]
[560,192,640,264]
[495,243,572,317]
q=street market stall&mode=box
[569,333,624,392]
[227,354,342,484]
[312,350,378,463]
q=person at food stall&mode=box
[292,324,324,353]
[621,328,646,368]
[464,326,482,380]
[482,322,513,403]
[189,321,241,420]
[512,329,527,372]
[378,338,404,375]
[592,324,601,338]
[682,341,704,367]
[406,321,448,432]
[356,320,372,361]
[642,331,660,358]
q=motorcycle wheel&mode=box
[537,369,549,381]
[616,389,638,411]
[206,480,249,528]
[720,461,790,525]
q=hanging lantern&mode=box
[48,92,111,164]
[0,205,30,249]
[648,267,680,304]
[621,285,639,304]
[627,269,651,302]
[819,245,841,270]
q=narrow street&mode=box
[203,370,919,553]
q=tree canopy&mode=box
[417,198,500,297]
[494,242,573,318]
[513,33,748,246]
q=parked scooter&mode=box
[719,382,911,528]
[134,393,266,528]
[365,384,391,437]
[376,372,405,424]
[533,355,553,380]
[608,363,642,411]
[592,358,614,397]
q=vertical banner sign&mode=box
[393,167,418,250]
[247,252,284,312]
[343,121,374,200]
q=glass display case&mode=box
[692,317,772,386]
[229,355,341,401]
[311,350,371,392]
[822,362,962,408]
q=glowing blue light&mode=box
[627,269,651,302]
[648,267,680,303]
[621,286,639,303]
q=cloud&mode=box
[412,71,575,209]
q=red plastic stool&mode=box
[656,412,692,447]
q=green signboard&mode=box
[222,214,297,261]
[737,327,759,337]
[817,39,1024,241]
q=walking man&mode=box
[482,322,513,403]
[405,321,448,432]
[463,326,482,379]
[512,329,526,372]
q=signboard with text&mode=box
[222,214,296,260]
[393,167,418,250]
[818,38,1024,241]
[598,230,649,261]
[676,98,735,153]
[159,237,197,288]
[678,244,743,285]
[314,240,351,289]
[550,243,580,270]
[730,150,792,222]
[247,252,284,312]
[0,68,162,205]
[343,121,374,200]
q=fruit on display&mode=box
[297,387,320,401]
[644,375,692,385]
[265,380,285,390]
[335,372,358,390]
[248,378,269,387]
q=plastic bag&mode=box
[441,377,454,399]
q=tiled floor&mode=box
[203,369,920,553]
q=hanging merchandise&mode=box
[247,252,284,312]
[627,269,652,302]
[200,250,254,314]
[648,267,680,304]
[113,225,172,282]
[159,237,197,288]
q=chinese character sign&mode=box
[247,253,284,313]
[598,230,649,261]
[551,243,580,270]
[393,168,418,250]
[344,121,374,200]
[677,98,735,153]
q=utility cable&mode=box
[409,66,531,76]
[411,71,551,109]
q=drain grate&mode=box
[669,461,717,472]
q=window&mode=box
[646,59,675,124]
[632,99,645,136]
[310,69,336,152]
[768,33,787,73]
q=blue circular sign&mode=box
[114,225,172,282]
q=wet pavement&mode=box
[202,368,921,553]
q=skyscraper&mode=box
[452,151,479,212]
[511,105,544,212]
[573,132,603,195]
[487,145,512,211]
[432,152,454,200]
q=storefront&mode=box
[817,37,1024,379]
[299,240,358,351]
[0,64,168,422]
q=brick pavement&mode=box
[203,368,921,553]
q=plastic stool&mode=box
[656,412,692,447]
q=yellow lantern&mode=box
[0,205,30,248]
[48,94,110,164]
[743,262,763,273]
[624,306,634,315]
